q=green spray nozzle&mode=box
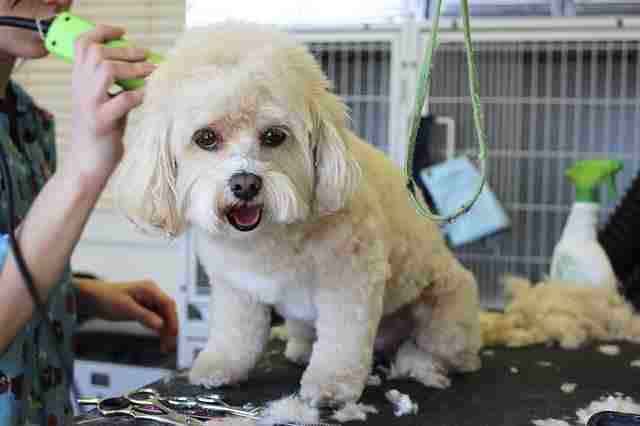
[565,160,624,203]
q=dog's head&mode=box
[117,21,361,238]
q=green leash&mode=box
[404,0,488,224]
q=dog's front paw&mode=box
[300,369,366,407]
[284,339,313,365]
[188,350,248,388]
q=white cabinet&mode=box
[74,359,170,400]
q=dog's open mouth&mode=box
[226,204,263,232]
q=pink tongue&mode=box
[232,206,261,225]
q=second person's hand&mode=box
[76,279,179,353]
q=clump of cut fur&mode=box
[480,276,640,349]
[385,389,418,417]
[597,344,621,356]
[332,402,379,422]
[261,395,320,425]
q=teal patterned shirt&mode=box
[0,81,76,426]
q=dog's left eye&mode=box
[193,128,221,151]
[260,127,288,147]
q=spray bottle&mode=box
[550,159,623,287]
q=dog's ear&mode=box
[116,108,185,237]
[311,91,362,215]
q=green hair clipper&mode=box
[44,12,164,90]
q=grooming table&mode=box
[74,340,640,425]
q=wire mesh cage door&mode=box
[292,29,404,156]
[421,28,640,308]
[306,40,393,152]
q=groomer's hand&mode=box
[76,279,179,353]
[67,24,156,185]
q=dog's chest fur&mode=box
[195,226,326,321]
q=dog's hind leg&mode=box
[284,318,315,365]
[392,260,482,388]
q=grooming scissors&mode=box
[80,388,339,426]
[78,388,205,425]
[165,393,336,426]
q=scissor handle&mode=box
[127,389,206,425]
[78,396,132,412]
[166,396,199,410]
[126,388,161,405]
[133,411,191,426]
[77,397,101,405]
[100,397,134,412]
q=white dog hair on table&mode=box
[116,21,482,406]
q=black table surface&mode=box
[74,340,640,426]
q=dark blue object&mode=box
[411,114,438,211]
[598,170,640,310]
[588,411,640,426]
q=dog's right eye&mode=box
[192,128,221,151]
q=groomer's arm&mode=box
[0,25,155,354]
[0,161,111,353]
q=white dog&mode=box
[117,21,482,406]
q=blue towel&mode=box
[420,156,510,247]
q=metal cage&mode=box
[422,17,640,307]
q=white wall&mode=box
[186,0,426,27]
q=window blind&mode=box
[433,0,561,16]
[572,0,640,15]
[14,0,185,209]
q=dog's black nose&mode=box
[229,172,262,201]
